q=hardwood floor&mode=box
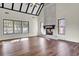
[0,36,79,56]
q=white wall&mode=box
[0,8,38,40]
[56,3,79,42]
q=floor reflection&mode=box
[21,38,29,41]
[39,38,47,55]
[10,39,20,43]
[2,38,30,56]
[57,41,71,56]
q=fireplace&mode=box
[44,25,55,35]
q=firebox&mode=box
[44,25,55,35]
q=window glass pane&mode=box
[4,3,12,9]
[14,21,21,33]
[32,3,40,14]
[27,3,35,13]
[58,19,65,35]
[13,3,21,11]
[59,20,65,26]
[22,21,29,34]
[0,3,2,7]
[21,3,28,12]
[4,20,13,34]
[59,27,65,34]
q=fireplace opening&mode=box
[44,25,55,35]
[46,29,53,35]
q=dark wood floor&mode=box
[0,36,79,56]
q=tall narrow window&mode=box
[58,19,65,35]
[14,21,21,34]
[22,21,29,34]
[4,19,13,34]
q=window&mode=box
[14,21,21,34]
[3,19,29,35]
[58,19,65,35]
[22,21,29,34]
[3,19,13,34]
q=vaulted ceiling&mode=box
[0,3,44,16]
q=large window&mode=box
[58,19,65,35]
[3,19,29,35]
[4,20,13,34]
